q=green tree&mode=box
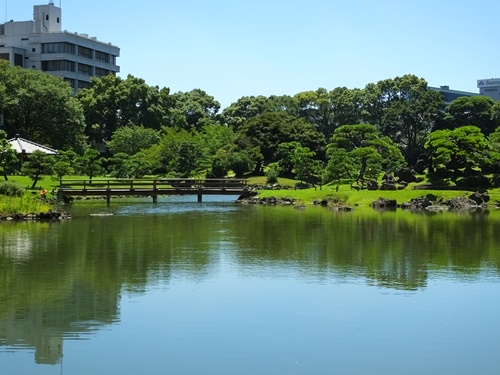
[127,152,152,178]
[153,127,209,177]
[295,87,363,139]
[443,96,499,135]
[53,161,73,180]
[106,125,161,156]
[168,89,220,131]
[108,152,129,178]
[362,74,443,164]
[237,112,325,173]
[0,61,86,151]
[292,146,319,184]
[221,95,298,130]
[327,124,405,182]
[52,150,77,180]
[0,130,18,180]
[199,123,237,177]
[425,126,492,174]
[275,141,317,182]
[78,74,170,145]
[491,101,500,124]
[75,148,106,181]
[229,150,255,178]
[21,150,55,188]
[323,149,356,182]
[221,95,271,130]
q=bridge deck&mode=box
[58,178,252,203]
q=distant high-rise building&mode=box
[0,2,120,91]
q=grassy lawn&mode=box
[251,177,500,207]
[2,175,498,214]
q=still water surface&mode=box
[1,195,499,374]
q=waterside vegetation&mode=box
[2,61,500,216]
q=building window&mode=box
[42,60,76,72]
[95,50,110,63]
[14,53,23,67]
[46,15,49,21]
[0,53,9,61]
[32,48,36,52]
[77,80,91,89]
[57,17,60,23]
[64,78,76,89]
[77,46,93,59]
[21,38,29,41]
[77,63,93,75]
[95,67,110,78]
[42,42,76,54]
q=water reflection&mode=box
[1,200,500,367]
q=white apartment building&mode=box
[0,2,119,91]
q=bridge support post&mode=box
[106,192,111,205]
[197,193,202,202]
[152,195,158,203]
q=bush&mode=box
[0,181,25,197]
[266,163,280,184]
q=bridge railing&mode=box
[58,178,249,192]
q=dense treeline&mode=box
[1,59,500,187]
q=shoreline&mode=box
[0,210,71,221]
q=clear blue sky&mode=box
[6,0,500,108]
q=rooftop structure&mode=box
[477,78,500,102]
[9,135,58,155]
[429,85,479,106]
[0,2,120,91]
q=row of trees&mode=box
[1,59,500,184]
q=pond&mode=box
[1,195,499,374]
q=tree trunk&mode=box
[357,158,367,182]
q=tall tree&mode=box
[152,127,210,177]
[221,95,297,130]
[236,112,326,173]
[168,89,220,131]
[78,74,170,145]
[0,61,86,152]
[295,87,363,139]
[106,125,161,156]
[221,95,271,130]
[443,96,499,135]
[0,130,18,180]
[362,74,443,165]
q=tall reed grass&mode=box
[0,196,52,215]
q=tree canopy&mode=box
[106,125,161,156]
[442,96,499,135]
[77,74,170,145]
[326,124,405,182]
[425,125,492,173]
[0,60,86,152]
[236,112,326,173]
[362,74,444,164]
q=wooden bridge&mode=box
[58,178,253,203]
